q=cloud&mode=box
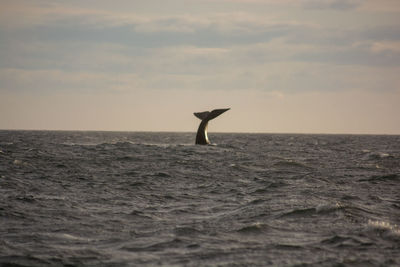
[2,13,308,49]
[0,68,143,93]
[1,1,400,96]
[370,41,400,54]
[292,45,400,67]
[360,0,400,13]
[200,0,363,10]
[302,0,361,10]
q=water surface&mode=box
[1,131,399,266]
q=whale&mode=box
[194,108,230,145]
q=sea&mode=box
[0,130,399,266]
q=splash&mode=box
[368,220,400,235]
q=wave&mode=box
[129,209,154,220]
[367,152,393,160]
[278,202,376,219]
[121,238,184,252]
[367,220,400,238]
[174,226,202,236]
[272,159,313,170]
[273,244,303,250]
[320,235,371,248]
[253,181,289,194]
[279,207,318,218]
[236,222,269,234]
[62,140,192,148]
[0,255,52,267]
[359,173,399,183]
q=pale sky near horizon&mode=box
[1,0,399,134]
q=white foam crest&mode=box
[13,159,32,167]
[60,233,91,241]
[61,142,103,146]
[44,232,93,242]
[0,142,13,145]
[13,159,23,165]
[315,203,337,213]
[368,220,400,235]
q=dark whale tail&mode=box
[194,108,230,145]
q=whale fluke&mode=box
[194,108,230,145]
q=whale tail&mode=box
[194,108,230,145]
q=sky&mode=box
[0,0,399,134]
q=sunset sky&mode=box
[1,0,399,134]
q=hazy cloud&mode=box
[302,0,361,10]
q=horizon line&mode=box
[0,128,399,136]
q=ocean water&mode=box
[0,130,399,266]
